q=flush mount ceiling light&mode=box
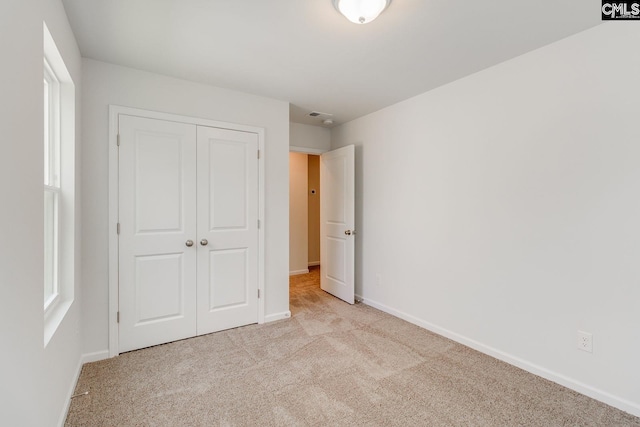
[333,0,392,24]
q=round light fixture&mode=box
[332,0,392,24]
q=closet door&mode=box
[196,126,259,335]
[118,115,197,353]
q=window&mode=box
[43,22,75,345]
[44,58,61,309]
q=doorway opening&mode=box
[288,145,355,307]
[289,153,321,277]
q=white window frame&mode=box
[43,22,76,346]
[44,58,61,311]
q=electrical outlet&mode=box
[577,331,593,353]
[375,273,382,287]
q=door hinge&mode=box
[257,150,260,159]
[116,311,120,323]
[258,289,260,299]
[257,219,260,229]
[117,134,120,146]
[117,223,120,235]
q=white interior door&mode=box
[118,115,197,353]
[196,126,259,335]
[320,145,355,304]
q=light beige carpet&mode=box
[66,267,640,426]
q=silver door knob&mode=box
[345,230,352,235]
[185,240,194,247]
[200,239,208,246]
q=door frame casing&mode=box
[108,105,266,357]
[289,145,328,155]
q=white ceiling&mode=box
[62,0,601,127]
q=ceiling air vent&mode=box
[309,111,332,118]
[308,111,334,126]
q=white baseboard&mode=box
[308,261,320,267]
[289,269,309,276]
[57,350,111,427]
[358,295,640,418]
[265,311,291,323]
[57,355,83,427]
[82,350,110,364]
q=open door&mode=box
[320,145,355,304]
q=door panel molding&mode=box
[196,125,259,335]
[320,145,355,304]
[118,115,197,353]
[108,105,265,357]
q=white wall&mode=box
[81,59,290,355]
[289,153,309,274]
[290,122,330,152]
[331,23,640,416]
[0,0,83,425]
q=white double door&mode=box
[118,115,259,353]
